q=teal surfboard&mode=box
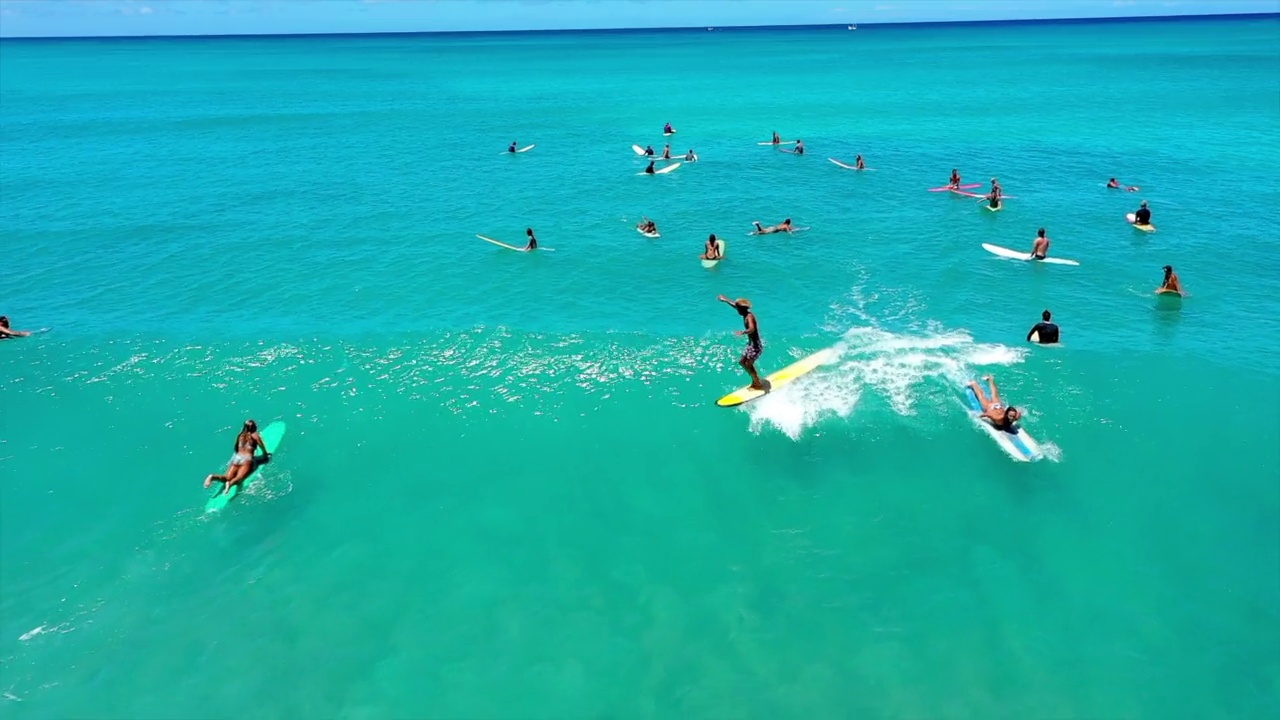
[204,421,286,512]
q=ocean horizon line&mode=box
[0,11,1275,42]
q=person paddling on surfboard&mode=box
[204,420,269,495]
[644,161,656,175]
[717,295,766,391]
[644,145,655,157]
[1031,228,1050,260]
[1027,310,1060,344]
[1108,177,1139,192]
[1158,265,1183,295]
[752,219,794,235]
[855,155,865,170]
[1133,200,1152,227]
[701,233,723,261]
[0,316,31,339]
[968,376,1022,433]
[522,228,539,251]
[948,169,962,189]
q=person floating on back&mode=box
[1031,228,1050,260]
[0,315,31,339]
[1158,265,1183,295]
[717,295,766,391]
[1027,310,1060,344]
[968,375,1022,433]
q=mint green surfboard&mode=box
[204,421,286,513]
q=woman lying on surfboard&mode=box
[752,219,794,235]
[968,377,1022,433]
[204,420,269,494]
[1107,177,1139,192]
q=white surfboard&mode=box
[964,384,1042,462]
[636,227,660,238]
[501,144,535,154]
[655,162,681,175]
[476,234,554,252]
[981,243,1079,266]
[632,144,647,156]
[663,131,676,136]
[828,158,865,170]
[758,140,797,146]
[701,239,725,268]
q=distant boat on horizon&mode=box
[848,25,858,31]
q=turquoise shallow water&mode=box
[3,17,1280,718]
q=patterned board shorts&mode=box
[741,342,763,363]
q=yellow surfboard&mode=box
[716,348,835,407]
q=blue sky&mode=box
[0,0,1275,38]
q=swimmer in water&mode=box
[1031,228,1050,260]
[1027,310,1060,344]
[204,420,269,494]
[1158,265,1183,295]
[968,376,1022,433]
[717,295,766,391]
[855,155,865,170]
[701,233,723,261]
[752,218,794,235]
[948,169,961,189]
[523,227,538,251]
[0,315,31,339]
[644,161,656,175]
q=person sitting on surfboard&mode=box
[644,145,655,156]
[752,219,794,235]
[0,316,31,339]
[717,295,766,391]
[1133,201,1151,226]
[968,376,1022,433]
[1159,265,1183,295]
[701,233,722,261]
[771,131,781,145]
[508,141,518,153]
[204,420,269,494]
[855,155,865,170]
[985,178,1003,209]
[637,217,658,235]
[660,144,672,160]
[685,149,697,162]
[664,122,674,134]
[1031,228,1050,260]
[522,228,538,251]
[644,161,656,175]
[948,169,961,189]
[1108,177,1139,192]
[1027,310,1060,344]
[792,140,805,155]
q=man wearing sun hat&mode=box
[717,294,766,390]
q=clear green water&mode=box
[2,17,1279,718]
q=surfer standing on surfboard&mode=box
[204,420,269,495]
[717,295,766,391]
[1031,228,1050,260]
[968,376,1022,433]
[0,316,31,339]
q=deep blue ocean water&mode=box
[2,16,1279,718]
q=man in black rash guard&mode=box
[1027,309,1060,344]
[1134,200,1152,225]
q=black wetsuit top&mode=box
[1028,321,1060,344]
[1135,207,1151,225]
